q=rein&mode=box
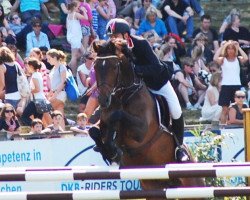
[96,55,143,105]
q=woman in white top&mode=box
[201,72,222,121]
[67,1,88,76]
[214,40,248,124]
[20,58,52,126]
[46,49,67,130]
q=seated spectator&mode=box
[201,72,222,121]
[0,4,15,38]
[0,103,20,139]
[133,0,153,29]
[188,32,213,65]
[161,0,194,41]
[0,31,6,47]
[26,18,50,57]
[8,12,32,50]
[164,34,186,67]
[207,61,221,74]
[183,0,204,17]
[191,44,209,76]
[219,8,240,41]
[124,16,137,35]
[137,6,167,39]
[29,118,43,134]
[192,15,219,54]
[70,113,89,136]
[177,57,207,110]
[223,13,250,48]
[117,0,140,19]
[228,90,248,125]
[10,0,52,24]
[42,110,64,133]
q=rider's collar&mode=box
[127,36,134,49]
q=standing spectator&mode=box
[26,18,50,57]
[20,58,52,127]
[201,72,222,122]
[0,47,21,109]
[77,52,93,112]
[96,0,112,40]
[46,49,67,130]
[227,90,248,125]
[58,0,71,26]
[192,15,219,54]
[214,40,248,124]
[137,6,167,39]
[161,0,194,41]
[66,1,88,75]
[134,0,152,29]
[177,57,207,110]
[88,0,99,38]
[79,0,93,52]
[84,65,99,119]
[29,48,49,95]
[0,103,20,139]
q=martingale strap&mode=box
[96,55,119,59]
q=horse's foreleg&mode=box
[109,110,148,142]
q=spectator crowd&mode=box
[0,0,249,139]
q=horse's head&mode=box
[93,40,135,108]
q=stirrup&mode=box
[175,146,190,162]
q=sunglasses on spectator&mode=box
[210,69,216,73]
[12,16,19,20]
[236,95,245,99]
[33,24,41,27]
[86,57,94,60]
[5,110,14,113]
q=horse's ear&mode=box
[92,40,100,53]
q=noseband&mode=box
[96,55,143,106]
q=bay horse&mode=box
[92,40,205,200]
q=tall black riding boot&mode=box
[89,127,104,152]
[172,114,190,162]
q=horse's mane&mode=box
[93,40,134,61]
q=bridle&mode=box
[95,55,143,106]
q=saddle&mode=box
[151,93,171,130]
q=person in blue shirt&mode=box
[26,18,50,57]
[137,6,167,38]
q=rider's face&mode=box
[110,33,124,39]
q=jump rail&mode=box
[1,187,250,199]
[0,163,250,181]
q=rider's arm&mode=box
[134,40,165,77]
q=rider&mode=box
[91,18,189,163]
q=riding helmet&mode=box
[106,18,130,35]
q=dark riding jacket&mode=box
[130,35,170,91]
